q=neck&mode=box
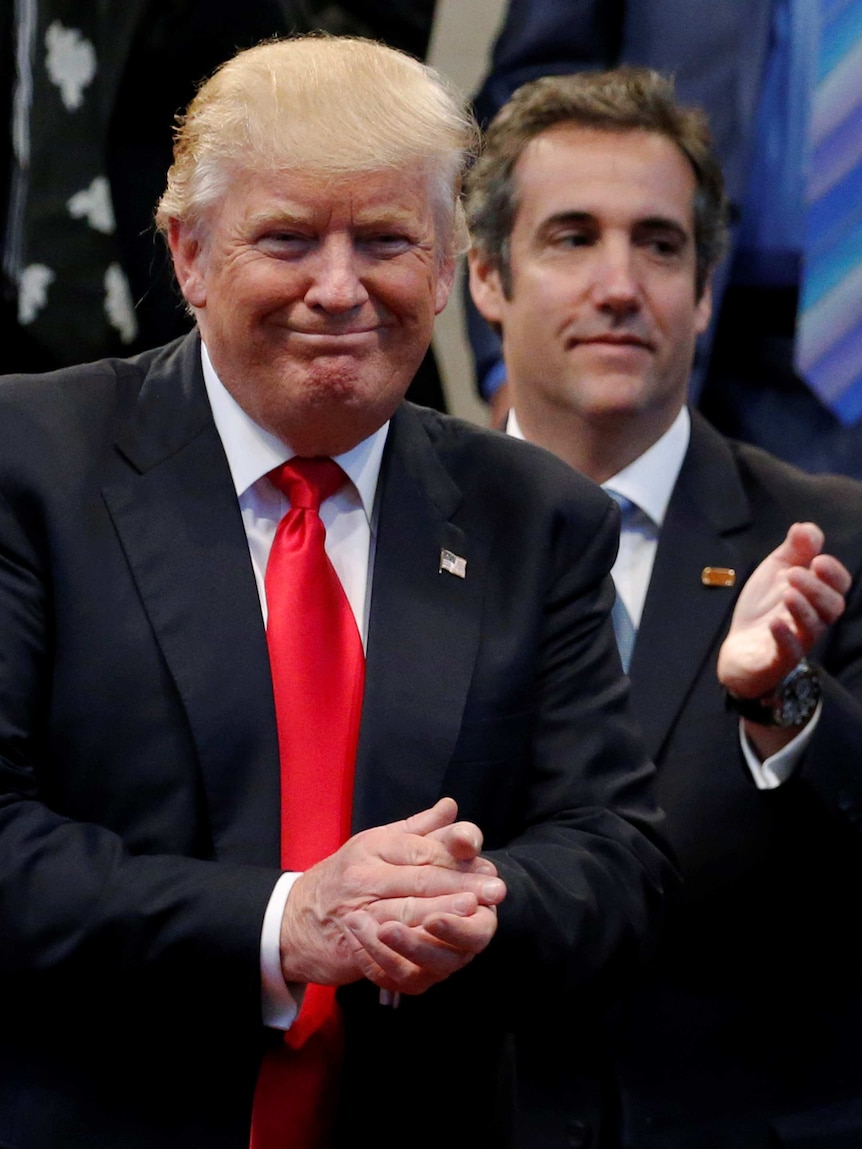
[512,395,683,485]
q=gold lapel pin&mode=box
[439,548,467,579]
[701,566,736,587]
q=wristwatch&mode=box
[725,659,821,728]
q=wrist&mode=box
[724,659,821,728]
[278,872,335,986]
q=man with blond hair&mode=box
[468,68,862,1148]
[0,38,673,1149]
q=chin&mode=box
[574,382,650,418]
[274,388,404,456]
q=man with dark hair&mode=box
[468,0,862,480]
[468,67,862,1149]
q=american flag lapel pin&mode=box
[439,548,467,578]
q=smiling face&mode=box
[169,165,454,456]
[470,125,712,475]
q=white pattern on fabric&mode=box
[104,263,138,344]
[44,22,96,111]
[18,263,55,323]
[67,176,116,234]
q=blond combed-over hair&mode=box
[156,35,478,263]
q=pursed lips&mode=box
[288,325,381,337]
[284,326,385,347]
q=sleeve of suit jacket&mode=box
[0,350,281,1037]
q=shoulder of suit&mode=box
[729,435,862,506]
[0,336,192,467]
[404,402,612,515]
[0,336,186,406]
[726,435,862,553]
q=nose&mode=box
[590,239,641,318]
[303,236,370,313]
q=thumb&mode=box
[772,522,824,570]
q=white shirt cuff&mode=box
[260,870,305,1030]
[739,700,822,790]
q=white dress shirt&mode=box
[507,406,819,790]
[203,344,388,1028]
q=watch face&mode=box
[775,662,821,727]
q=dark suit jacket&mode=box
[613,412,862,1148]
[0,333,672,1149]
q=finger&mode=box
[810,553,852,596]
[363,891,480,927]
[785,571,846,627]
[334,916,407,992]
[369,863,506,905]
[374,824,488,873]
[457,854,498,876]
[423,906,499,954]
[344,912,468,995]
[784,586,828,644]
[768,616,806,669]
[398,797,458,838]
[374,919,477,975]
[426,819,485,862]
[348,840,507,901]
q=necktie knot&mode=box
[607,488,633,517]
[270,457,345,512]
[606,489,655,538]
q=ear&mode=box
[434,253,456,314]
[468,247,506,325]
[168,218,208,310]
[694,276,712,336]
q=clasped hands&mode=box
[279,797,505,996]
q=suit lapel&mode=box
[629,414,756,760]
[103,376,494,849]
[101,334,280,866]
[352,405,488,831]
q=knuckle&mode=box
[412,865,433,896]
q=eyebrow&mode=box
[538,210,595,233]
[245,204,422,231]
[245,207,310,232]
[538,210,691,240]
[634,216,691,242]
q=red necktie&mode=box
[250,457,366,1149]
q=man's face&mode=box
[170,166,454,455]
[470,126,712,438]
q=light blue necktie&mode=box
[796,0,862,423]
[606,491,639,674]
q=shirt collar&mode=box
[506,405,690,529]
[201,341,388,523]
[603,407,689,529]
